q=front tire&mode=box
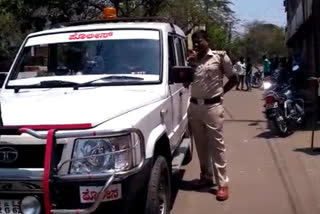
[252,77,262,88]
[145,156,171,214]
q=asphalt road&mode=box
[171,88,320,214]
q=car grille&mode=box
[0,145,64,168]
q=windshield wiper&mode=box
[73,75,144,90]
[13,80,79,93]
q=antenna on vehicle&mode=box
[169,23,176,34]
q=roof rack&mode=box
[51,17,174,29]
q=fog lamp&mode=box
[21,196,41,214]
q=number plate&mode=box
[0,200,21,214]
[266,102,278,109]
[79,184,122,203]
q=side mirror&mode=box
[170,66,194,84]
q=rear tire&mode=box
[274,119,289,137]
[145,156,171,214]
[273,109,290,137]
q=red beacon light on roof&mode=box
[103,7,117,19]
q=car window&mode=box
[181,38,188,63]
[168,35,176,68]
[174,37,185,66]
[7,30,162,87]
[168,35,187,67]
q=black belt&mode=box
[190,96,222,105]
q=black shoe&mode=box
[191,178,215,189]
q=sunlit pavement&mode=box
[172,88,320,214]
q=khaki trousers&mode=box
[188,102,229,187]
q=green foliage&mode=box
[207,24,229,50]
[160,0,235,35]
[159,0,205,34]
[0,0,107,61]
[0,0,235,61]
[230,21,287,63]
[0,12,23,59]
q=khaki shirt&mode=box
[191,49,234,99]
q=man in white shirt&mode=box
[234,57,246,90]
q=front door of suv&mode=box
[168,34,190,151]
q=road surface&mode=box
[172,88,320,214]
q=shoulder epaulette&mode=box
[212,50,226,56]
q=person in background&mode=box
[277,57,289,86]
[269,57,274,73]
[270,55,279,75]
[291,53,304,89]
[286,55,293,74]
[187,30,238,201]
[262,55,271,77]
[234,56,246,90]
[245,57,253,91]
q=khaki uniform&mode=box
[188,49,234,187]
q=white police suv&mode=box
[0,14,193,214]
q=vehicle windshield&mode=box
[7,30,161,88]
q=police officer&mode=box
[188,30,238,201]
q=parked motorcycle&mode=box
[252,67,263,88]
[263,69,305,136]
[262,68,283,91]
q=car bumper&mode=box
[58,158,153,214]
[0,159,153,214]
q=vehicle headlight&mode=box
[70,134,141,174]
[263,81,272,90]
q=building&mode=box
[285,0,320,115]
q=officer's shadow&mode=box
[177,178,217,195]
[170,171,217,210]
[171,170,217,209]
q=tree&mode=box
[0,0,236,62]
[159,0,205,34]
[0,11,24,72]
[160,0,235,35]
[207,23,229,50]
[108,0,169,17]
[0,12,23,58]
[229,21,287,63]
[203,0,235,24]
